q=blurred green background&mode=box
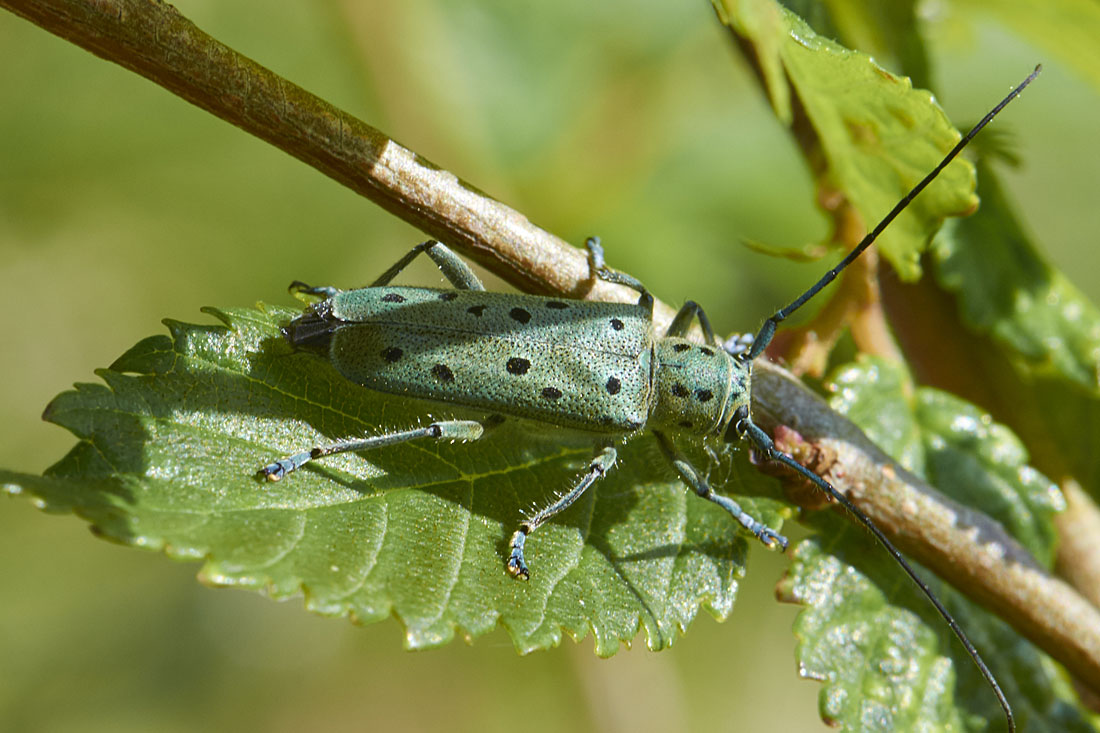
[2,1,1097,730]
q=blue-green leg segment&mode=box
[507,444,617,580]
[664,301,720,345]
[585,237,654,313]
[652,430,787,550]
[588,240,739,355]
[659,288,753,358]
[371,240,487,291]
[262,420,484,481]
[287,281,341,298]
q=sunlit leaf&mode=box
[781,358,1086,731]
[1,304,789,655]
[713,0,976,279]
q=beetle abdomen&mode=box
[294,287,655,433]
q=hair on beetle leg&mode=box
[766,425,839,511]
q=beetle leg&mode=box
[585,237,654,313]
[664,301,720,345]
[371,240,487,291]
[507,443,617,580]
[652,430,787,550]
[261,420,484,480]
[287,281,341,298]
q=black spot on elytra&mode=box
[671,383,689,398]
[541,387,563,400]
[510,307,532,324]
[673,343,690,353]
[381,347,403,363]
[438,292,458,301]
[696,389,714,403]
[609,318,624,331]
[506,357,531,375]
[431,364,455,382]
[678,420,694,429]
[467,305,487,317]
[381,292,406,303]
[484,414,506,428]
[699,346,715,356]
[606,377,621,395]
[546,301,569,310]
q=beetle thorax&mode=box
[648,337,749,436]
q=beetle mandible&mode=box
[261,67,1040,731]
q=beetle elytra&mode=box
[262,67,1041,731]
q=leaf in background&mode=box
[829,358,1062,564]
[928,161,1100,500]
[935,163,1100,392]
[784,515,1093,732]
[781,524,967,730]
[781,357,1088,730]
[956,0,1100,93]
[782,0,931,89]
[712,0,975,280]
[0,304,790,655]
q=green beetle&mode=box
[262,68,1039,733]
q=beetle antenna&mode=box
[747,64,1041,360]
[743,66,1042,733]
[741,421,1015,731]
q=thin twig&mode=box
[0,0,644,313]
[1056,481,1100,610]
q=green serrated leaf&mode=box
[778,357,1087,730]
[934,163,1100,393]
[783,0,932,89]
[785,513,1095,733]
[1,304,791,655]
[712,0,976,280]
[828,358,1063,563]
[828,356,926,470]
[929,162,1100,501]
[782,523,968,730]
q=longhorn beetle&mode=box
[262,67,1040,730]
